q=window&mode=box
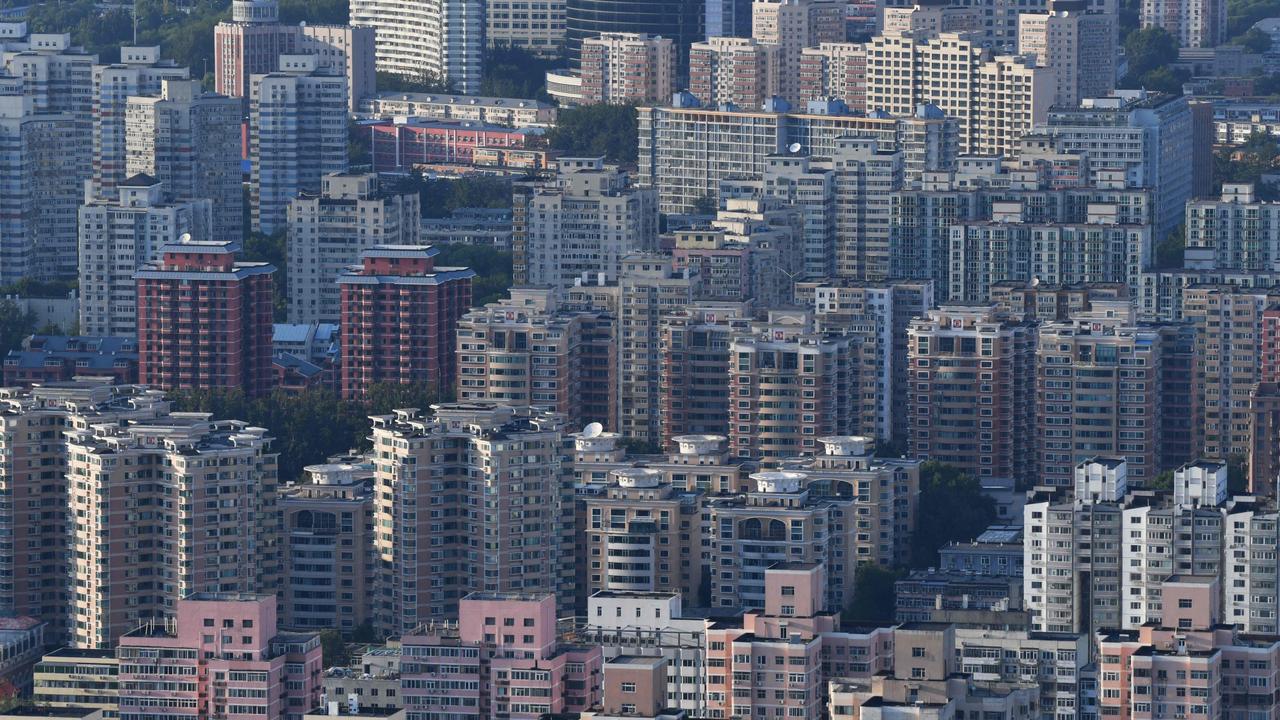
[781,586,795,596]
[911,647,926,658]
[621,683,636,693]
[1178,599,1193,608]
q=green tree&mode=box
[1155,225,1186,269]
[1228,455,1250,494]
[319,629,349,666]
[241,230,288,321]
[909,461,997,569]
[618,437,662,455]
[1214,132,1280,199]
[481,45,557,101]
[0,299,37,357]
[1236,26,1273,52]
[1124,27,1180,78]
[843,563,903,625]
[1149,470,1175,491]
[546,104,639,165]
[278,0,350,24]
[376,70,451,94]
[434,244,514,306]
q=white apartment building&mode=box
[249,55,348,235]
[350,0,484,94]
[0,93,82,282]
[359,92,557,128]
[486,0,565,57]
[522,157,658,288]
[0,26,97,126]
[864,31,1054,156]
[287,172,420,324]
[91,46,189,200]
[1017,0,1116,109]
[77,175,212,337]
[1185,183,1280,272]
[125,79,243,242]
[581,592,708,714]
[751,0,844,104]
[1142,0,1225,47]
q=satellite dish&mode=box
[1030,275,1041,287]
[179,233,192,244]
[788,142,802,154]
[582,422,603,438]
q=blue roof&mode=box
[4,335,138,370]
[273,352,323,378]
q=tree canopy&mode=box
[481,45,556,101]
[168,382,447,482]
[1120,27,1190,93]
[843,564,903,625]
[1214,132,1280,200]
[434,244,514,306]
[0,299,37,358]
[546,104,640,165]
[909,461,998,569]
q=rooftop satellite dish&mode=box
[582,422,604,438]
[788,142,802,154]
[179,232,192,244]
[1030,275,1041,287]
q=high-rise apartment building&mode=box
[519,157,657,288]
[486,0,565,57]
[1037,92,1193,241]
[751,0,845,104]
[581,468,704,601]
[579,33,674,105]
[287,172,421,324]
[864,31,1054,157]
[337,245,475,399]
[688,36,779,109]
[907,306,1038,484]
[831,137,905,280]
[135,240,276,397]
[117,594,321,720]
[456,288,615,428]
[1185,183,1280,272]
[0,26,97,126]
[617,256,694,443]
[637,102,953,215]
[350,0,483,94]
[124,79,243,242]
[90,47,189,200]
[1017,1,1116,108]
[797,43,867,111]
[659,302,754,446]
[368,405,570,633]
[215,0,375,111]
[750,153,836,278]
[727,318,857,460]
[78,174,213,338]
[0,382,170,643]
[65,417,282,648]
[281,460,376,634]
[1249,383,1280,497]
[800,280,935,445]
[249,55,348,234]
[1142,0,1224,46]
[1182,285,1275,459]
[0,93,83,281]
[1035,304,1169,488]
[945,204,1151,304]
[400,593,602,717]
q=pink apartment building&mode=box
[400,593,603,720]
[1098,576,1280,720]
[117,593,322,720]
